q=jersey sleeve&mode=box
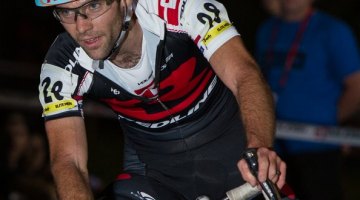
[179,0,240,60]
[38,33,93,120]
[39,63,82,120]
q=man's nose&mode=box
[75,14,93,34]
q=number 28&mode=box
[41,77,64,103]
[197,3,221,28]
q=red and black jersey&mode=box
[38,0,240,135]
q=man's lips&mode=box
[80,36,101,49]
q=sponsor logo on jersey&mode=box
[160,0,177,9]
[137,71,154,86]
[135,80,158,99]
[43,99,77,115]
[130,191,156,200]
[118,76,218,129]
[104,56,215,123]
[161,53,174,71]
[111,87,121,95]
[65,47,81,73]
[179,0,187,19]
[202,21,232,46]
[158,0,181,25]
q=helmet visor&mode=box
[35,0,74,7]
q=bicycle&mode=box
[196,148,296,200]
[98,148,296,200]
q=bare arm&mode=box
[338,71,360,124]
[209,36,286,188]
[45,116,93,200]
[209,36,275,147]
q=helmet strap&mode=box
[106,1,133,59]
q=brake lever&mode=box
[243,148,281,200]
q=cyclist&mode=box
[36,0,286,199]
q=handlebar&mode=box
[196,182,265,200]
[196,148,282,200]
[242,148,281,200]
[223,182,265,200]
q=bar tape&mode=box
[275,121,360,147]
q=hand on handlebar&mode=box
[237,147,286,195]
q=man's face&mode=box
[262,0,281,16]
[280,0,313,15]
[57,0,123,60]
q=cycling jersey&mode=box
[39,0,241,139]
[39,0,246,198]
[39,0,238,126]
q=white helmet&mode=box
[35,0,76,7]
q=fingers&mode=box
[277,159,287,189]
[237,159,258,187]
[270,157,281,182]
[257,147,273,182]
[238,147,286,189]
[258,147,287,189]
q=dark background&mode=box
[1,0,360,199]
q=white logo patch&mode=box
[130,191,156,200]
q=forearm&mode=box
[45,117,92,200]
[338,93,360,125]
[209,35,283,188]
[236,65,275,148]
[337,72,360,124]
[209,36,276,148]
[51,161,93,200]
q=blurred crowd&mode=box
[255,0,360,199]
[0,112,111,200]
[0,113,55,200]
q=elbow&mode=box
[50,153,88,178]
[232,66,268,96]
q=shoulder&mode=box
[136,0,189,29]
[136,0,238,60]
[39,33,91,120]
[314,11,353,34]
[43,32,80,69]
[136,0,231,27]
